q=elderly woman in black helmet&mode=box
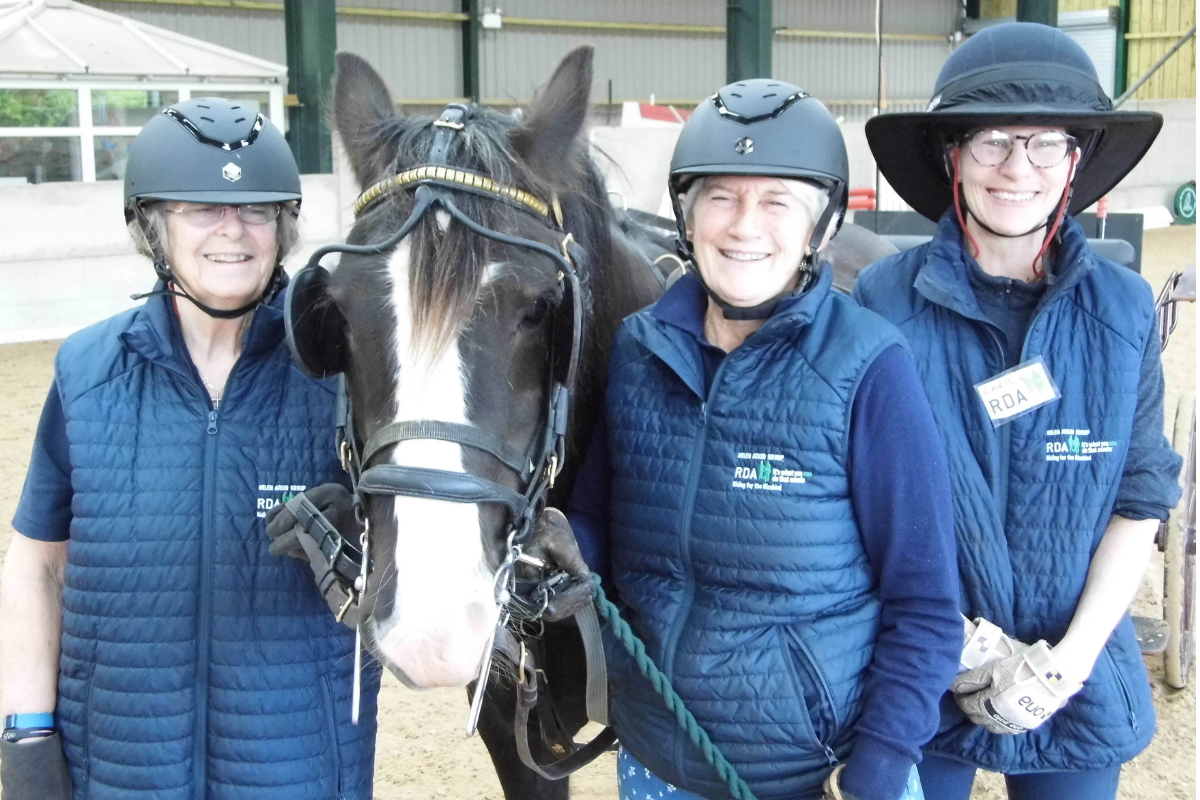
[0,99,378,800]
[854,22,1183,800]
[562,81,962,800]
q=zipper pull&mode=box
[822,743,838,766]
[698,402,707,426]
[207,410,218,435]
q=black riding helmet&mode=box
[866,22,1163,222]
[124,97,302,319]
[669,80,849,320]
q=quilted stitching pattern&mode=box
[54,300,377,800]
[604,280,899,800]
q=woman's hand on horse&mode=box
[525,508,591,580]
[264,484,364,627]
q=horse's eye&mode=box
[522,298,550,326]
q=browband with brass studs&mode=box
[353,165,551,219]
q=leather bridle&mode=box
[284,103,612,778]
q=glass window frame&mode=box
[0,81,285,183]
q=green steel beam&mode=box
[726,0,772,83]
[1114,0,1129,96]
[1016,0,1057,27]
[284,0,336,173]
[462,0,481,103]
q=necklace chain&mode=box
[199,372,224,408]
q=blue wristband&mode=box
[3,713,54,730]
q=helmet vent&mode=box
[763,93,777,98]
[731,92,742,98]
[201,116,215,123]
[235,117,246,123]
[197,104,210,109]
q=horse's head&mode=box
[291,49,610,688]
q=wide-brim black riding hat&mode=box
[866,22,1162,221]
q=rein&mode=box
[285,103,611,778]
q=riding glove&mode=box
[952,640,1082,735]
[0,733,72,800]
[265,483,364,628]
[959,616,1030,673]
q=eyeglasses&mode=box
[962,130,1079,169]
[165,203,281,227]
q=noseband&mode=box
[286,104,612,776]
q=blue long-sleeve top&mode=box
[568,273,962,800]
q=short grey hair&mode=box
[127,201,300,264]
[680,176,830,230]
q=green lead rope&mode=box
[590,574,761,800]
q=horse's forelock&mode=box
[345,104,609,363]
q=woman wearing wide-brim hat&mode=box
[854,21,1182,800]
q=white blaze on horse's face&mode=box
[368,239,500,688]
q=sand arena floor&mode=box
[0,226,1194,799]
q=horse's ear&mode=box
[332,52,397,188]
[509,46,593,179]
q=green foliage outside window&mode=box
[0,89,79,128]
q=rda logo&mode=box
[256,483,307,518]
[731,450,809,492]
[222,162,242,182]
[734,137,754,155]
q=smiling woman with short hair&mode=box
[854,21,1182,800]
[561,79,963,800]
[0,98,378,800]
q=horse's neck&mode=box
[551,224,664,505]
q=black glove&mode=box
[265,484,364,628]
[1,733,73,800]
[522,508,594,623]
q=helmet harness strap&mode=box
[129,202,287,319]
[670,180,843,322]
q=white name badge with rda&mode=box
[974,356,1061,426]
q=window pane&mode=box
[208,92,271,121]
[0,89,79,127]
[92,89,178,127]
[0,137,82,183]
[94,135,137,181]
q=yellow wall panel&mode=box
[1059,0,1111,11]
[1125,0,1195,99]
[981,0,1017,18]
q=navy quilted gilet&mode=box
[854,212,1164,772]
[52,293,378,800]
[604,266,902,800]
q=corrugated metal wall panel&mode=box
[93,2,287,64]
[339,19,462,100]
[80,0,962,107]
[482,28,723,103]
[497,0,724,25]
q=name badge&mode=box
[974,356,1060,426]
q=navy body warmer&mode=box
[854,212,1178,773]
[49,293,377,800]
[603,266,903,800]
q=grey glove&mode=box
[265,483,364,628]
[952,640,1082,735]
[1,733,73,800]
